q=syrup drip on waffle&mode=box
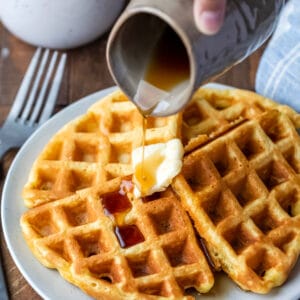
[102,179,145,248]
[135,117,166,196]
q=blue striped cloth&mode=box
[255,0,300,112]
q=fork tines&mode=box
[12,48,67,126]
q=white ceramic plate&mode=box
[2,84,300,300]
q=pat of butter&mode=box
[132,138,184,197]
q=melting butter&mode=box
[132,139,184,197]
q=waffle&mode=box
[21,178,214,299]
[173,108,300,293]
[22,90,181,208]
[21,89,214,299]
[21,87,300,297]
[182,88,300,153]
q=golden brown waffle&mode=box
[173,109,300,293]
[21,89,214,299]
[22,90,181,208]
[182,88,300,152]
[21,177,214,299]
[21,87,300,297]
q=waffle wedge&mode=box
[22,90,181,208]
[182,88,300,153]
[21,89,214,299]
[173,109,300,293]
[21,178,214,299]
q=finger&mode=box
[193,0,227,35]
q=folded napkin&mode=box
[255,0,300,112]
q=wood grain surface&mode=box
[0,21,265,299]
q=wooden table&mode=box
[0,22,265,299]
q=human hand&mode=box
[193,0,227,35]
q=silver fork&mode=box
[0,48,67,160]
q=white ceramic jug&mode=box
[0,0,125,49]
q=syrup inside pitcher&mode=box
[107,13,195,117]
[134,26,190,116]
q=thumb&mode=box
[193,0,227,35]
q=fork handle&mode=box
[0,255,9,300]
[0,142,12,161]
[0,142,12,181]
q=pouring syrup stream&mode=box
[134,26,190,196]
